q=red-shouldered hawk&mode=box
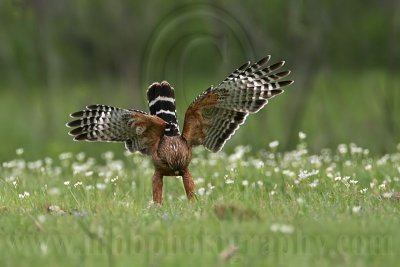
[66,55,293,203]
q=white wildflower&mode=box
[282,170,296,177]
[359,188,368,193]
[310,155,322,167]
[338,144,348,154]
[269,140,279,149]
[37,215,46,224]
[349,180,358,184]
[96,183,106,190]
[207,183,215,190]
[280,224,294,234]
[295,169,319,184]
[102,151,114,161]
[326,166,335,172]
[228,146,250,162]
[298,169,319,179]
[64,181,70,186]
[85,185,94,191]
[225,179,234,184]
[382,192,393,198]
[309,179,319,188]
[352,206,361,214]
[59,152,72,160]
[44,157,53,165]
[299,131,306,140]
[251,159,264,169]
[377,155,389,166]
[40,243,48,255]
[296,197,305,204]
[76,152,85,161]
[18,191,30,199]
[28,160,43,170]
[270,223,294,234]
[350,143,363,155]
[242,180,249,186]
[16,148,24,155]
[108,160,124,172]
[198,187,205,196]
[365,164,372,171]
[194,177,204,184]
[74,181,83,187]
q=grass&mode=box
[1,137,400,267]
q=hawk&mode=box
[66,55,293,204]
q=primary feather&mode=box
[182,55,293,152]
[66,104,165,154]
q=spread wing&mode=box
[182,55,293,152]
[66,104,166,154]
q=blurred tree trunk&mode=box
[384,0,400,151]
[284,0,325,150]
[29,0,56,140]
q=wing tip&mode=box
[73,134,88,141]
[273,61,285,69]
[238,61,251,71]
[282,80,294,86]
[257,55,271,66]
[70,111,83,118]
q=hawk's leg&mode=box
[182,169,196,201]
[152,170,164,204]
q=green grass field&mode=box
[1,137,399,266]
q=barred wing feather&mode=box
[66,105,165,154]
[182,56,293,152]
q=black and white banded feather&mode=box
[147,81,180,136]
[182,55,293,152]
[66,104,148,152]
[67,55,293,155]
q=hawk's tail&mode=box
[147,81,180,136]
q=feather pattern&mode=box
[66,104,165,154]
[66,54,293,204]
[147,81,180,136]
[182,56,293,152]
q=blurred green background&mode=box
[0,0,399,160]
